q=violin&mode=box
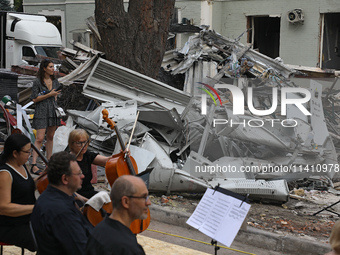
[33,144,49,193]
[35,137,91,194]
[84,109,150,234]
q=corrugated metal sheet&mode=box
[83,58,191,113]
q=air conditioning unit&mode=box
[287,9,304,24]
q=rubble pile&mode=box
[1,28,340,205]
[162,29,295,82]
[58,40,104,75]
[246,188,340,240]
[54,29,339,203]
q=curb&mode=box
[149,204,331,255]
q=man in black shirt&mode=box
[86,175,151,255]
[31,151,93,255]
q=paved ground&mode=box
[141,220,285,255]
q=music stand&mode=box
[186,184,250,254]
[211,240,220,255]
[313,200,340,217]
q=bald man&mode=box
[86,175,151,255]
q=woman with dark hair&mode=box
[30,59,62,174]
[0,133,36,251]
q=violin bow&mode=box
[126,111,140,153]
[75,139,91,158]
[11,128,48,165]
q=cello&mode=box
[96,109,151,234]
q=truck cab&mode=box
[0,12,62,69]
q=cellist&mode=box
[86,175,150,255]
[68,129,111,204]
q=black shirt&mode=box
[77,151,98,198]
[31,185,93,255]
[86,217,145,255]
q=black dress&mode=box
[0,163,36,251]
[31,78,61,129]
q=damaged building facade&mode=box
[177,0,340,70]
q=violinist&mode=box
[68,129,111,200]
[86,175,150,255]
[31,151,93,255]
[0,133,36,252]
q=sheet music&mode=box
[186,188,215,228]
[186,188,251,247]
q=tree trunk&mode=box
[95,0,176,79]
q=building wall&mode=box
[24,0,198,49]
[218,0,340,67]
[24,0,95,48]
[175,1,202,46]
[178,0,340,68]
[23,0,340,68]
[63,3,94,47]
[217,0,324,67]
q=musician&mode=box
[31,151,93,255]
[0,133,36,251]
[68,129,110,200]
[86,175,150,254]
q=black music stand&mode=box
[211,240,220,255]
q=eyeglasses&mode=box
[127,195,150,203]
[21,149,33,154]
[71,171,83,176]
[73,140,88,146]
